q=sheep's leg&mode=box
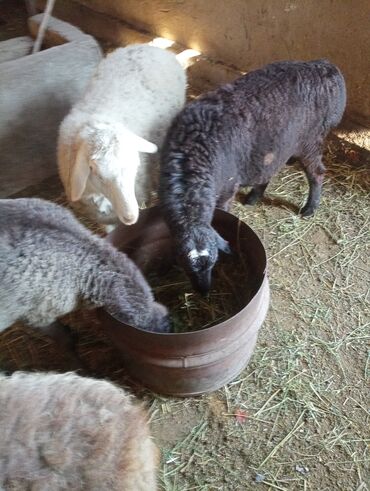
[301,154,326,217]
[218,199,232,212]
[39,321,84,370]
[244,183,268,205]
[217,183,239,211]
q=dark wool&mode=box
[159,59,346,292]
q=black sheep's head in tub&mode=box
[176,225,231,295]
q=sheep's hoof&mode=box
[286,157,298,166]
[300,205,315,217]
[244,191,261,206]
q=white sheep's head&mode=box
[69,122,157,225]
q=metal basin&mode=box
[99,206,270,396]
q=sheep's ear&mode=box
[122,128,158,154]
[214,229,232,254]
[70,143,90,202]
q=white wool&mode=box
[58,44,186,228]
[188,248,210,260]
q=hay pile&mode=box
[148,252,252,333]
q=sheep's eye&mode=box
[194,256,211,272]
[89,165,99,177]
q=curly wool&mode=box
[58,44,186,226]
[0,371,158,490]
[160,59,346,229]
[0,198,169,332]
[159,59,346,291]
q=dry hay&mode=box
[0,136,369,490]
[147,253,252,333]
[155,136,370,490]
[1,4,368,487]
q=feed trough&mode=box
[100,206,270,396]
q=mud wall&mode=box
[44,0,370,125]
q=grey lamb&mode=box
[159,59,346,294]
[0,198,169,332]
[0,371,159,490]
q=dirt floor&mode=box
[0,0,28,42]
[2,137,369,491]
[0,3,369,490]
[153,138,370,491]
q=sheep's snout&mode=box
[190,267,213,296]
[149,302,171,333]
[158,314,171,333]
[108,181,140,225]
[119,211,139,226]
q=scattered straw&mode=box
[1,136,369,491]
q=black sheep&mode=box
[159,59,346,294]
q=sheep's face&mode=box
[131,302,170,333]
[69,123,157,225]
[148,302,171,333]
[88,135,140,226]
[105,270,170,332]
[177,226,231,295]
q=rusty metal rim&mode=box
[123,346,258,397]
[101,303,262,368]
[103,272,268,337]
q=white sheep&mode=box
[58,44,186,228]
[0,371,159,490]
[0,198,169,333]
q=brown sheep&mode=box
[0,371,159,490]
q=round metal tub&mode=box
[99,206,269,396]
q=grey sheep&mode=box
[0,198,169,332]
[0,371,159,490]
[159,59,346,294]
